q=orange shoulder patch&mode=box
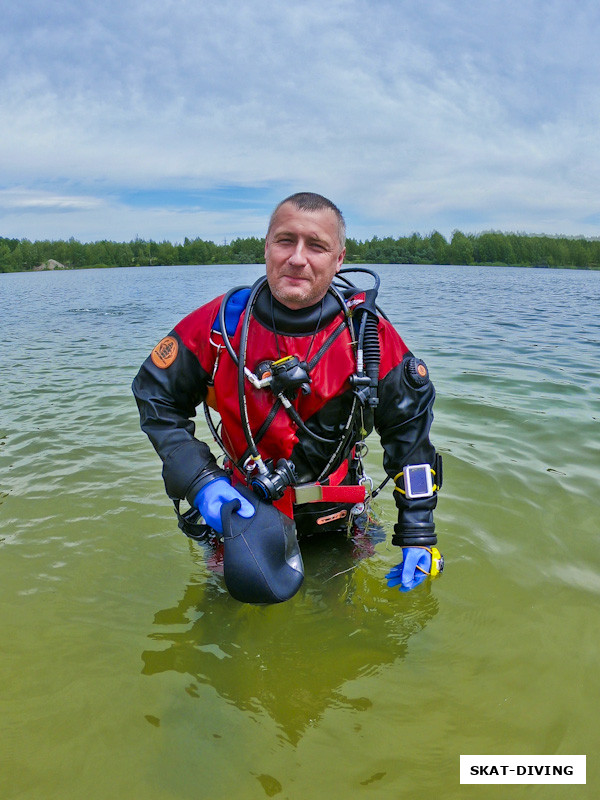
[151,336,178,368]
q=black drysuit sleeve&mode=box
[131,331,227,505]
[375,355,440,548]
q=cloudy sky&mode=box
[2,0,599,244]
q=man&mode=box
[132,192,442,593]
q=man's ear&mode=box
[336,247,346,271]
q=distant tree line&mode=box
[0,235,265,272]
[1,230,599,272]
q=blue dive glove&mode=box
[386,547,443,592]
[194,478,255,534]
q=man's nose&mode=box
[288,241,308,266]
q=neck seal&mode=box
[252,285,345,335]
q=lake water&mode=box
[1,263,599,799]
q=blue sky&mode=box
[1,0,599,243]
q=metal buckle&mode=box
[293,484,323,503]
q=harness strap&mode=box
[293,484,366,504]
[272,482,367,519]
[306,318,349,370]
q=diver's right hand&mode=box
[193,478,255,534]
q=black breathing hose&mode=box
[363,314,381,404]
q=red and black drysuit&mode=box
[132,282,440,547]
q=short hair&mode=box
[267,192,346,249]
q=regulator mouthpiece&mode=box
[269,355,311,398]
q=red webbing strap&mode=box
[326,457,350,485]
[275,483,366,519]
[292,484,366,504]
[317,485,366,503]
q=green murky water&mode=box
[1,264,599,799]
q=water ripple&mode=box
[1,264,599,798]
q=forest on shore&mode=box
[1,228,600,272]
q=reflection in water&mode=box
[142,530,439,746]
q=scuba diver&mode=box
[132,192,443,603]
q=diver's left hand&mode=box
[386,547,432,592]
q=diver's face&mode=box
[265,203,346,310]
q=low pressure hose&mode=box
[237,278,270,470]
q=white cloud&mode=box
[0,188,105,212]
[1,0,600,241]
